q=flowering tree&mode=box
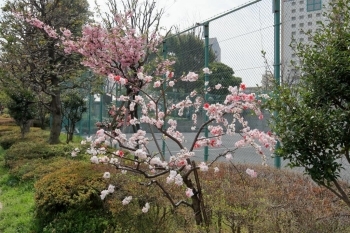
[21,11,276,226]
[0,0,91,144]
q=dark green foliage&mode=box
[41,209,113,233]
[205,62,242,97]
[6,88,36,138]
[61,90,88,143]
[5,141,73,161]
[0,0,92,144]
[165,33,216,93]
[265,0,350,207]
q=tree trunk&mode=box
[49,91,62,144]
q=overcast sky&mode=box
[0,0,273,87]
[88,0,250,31]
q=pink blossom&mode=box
[185,188,194,197]
[203,67,212,74]
[198,162,208,172]
[153,81,161,88]
[246,168,257,178]
[142,202,150,213]
[225,153,233,160]
[215,84,222,90]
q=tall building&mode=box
[209,38,221,62]
[281,0,329,84]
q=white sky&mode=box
[88,0,274,87]
[88,0,250,31]
[0,0,273,87]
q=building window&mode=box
[316,12,321,17]
[300,0,304,4]
[300,8,304,12]
[299,15,304,19]
[292,9,296,13]
[299,23,304,27]
[308,14,312,18]
[307,0,322,12]
[300,38,304,42]
[292,1,296,5]
[300,30,305,34]
[292,24,296,28]
[308,36,313,41]
[308,21,312,26]
[292,31,296,36]
[292,16,296,20]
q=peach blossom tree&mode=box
[19,11,276,226]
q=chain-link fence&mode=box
[158,0,276,163]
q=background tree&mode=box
[205,62,242,97]
[0,0,91,144]
[6,87,36,138]
[164,33,217,94]
[61,90,88,144]
[265,0,350,207]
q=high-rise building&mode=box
[281,0,329,84]
[209,38,221,62]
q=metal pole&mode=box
[88,91,91,136]
[204,22,209,162]
[100,85,103,122]
[162,40,167,156]
[273,0,281,168]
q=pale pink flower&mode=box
[215,84,222,90]
[142,202,150,213]
[186,188,194,197]
[198,162,208,172]
[100,190,109,200]
[225,153,233,160]
[103,172,111,179]
[122,196,132,205]
[90,155,99,164]
[246,168,257,178]
[203,67,212,74]
[153,81,161,88]
[214,167,219,173]
[108,184,115,193]
[169,81,175,87]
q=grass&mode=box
[0,147,36,233]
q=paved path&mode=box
[121,132,350,181]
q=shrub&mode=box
[4,141,74,168]
[41,209,114,233]
[0,126,20,149]
[34,162,108,228]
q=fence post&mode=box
[204,22,209,162]
[162,40,167,156]
[273,0,281,169]
[99,85,103,122]
[88,85,92,137]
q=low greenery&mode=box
[0,122,349,232]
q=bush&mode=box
[0,126,20,149]
[34,162,108,228]
[34,161,186,233]
[4,141,74,168]
[41,209,113,233]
